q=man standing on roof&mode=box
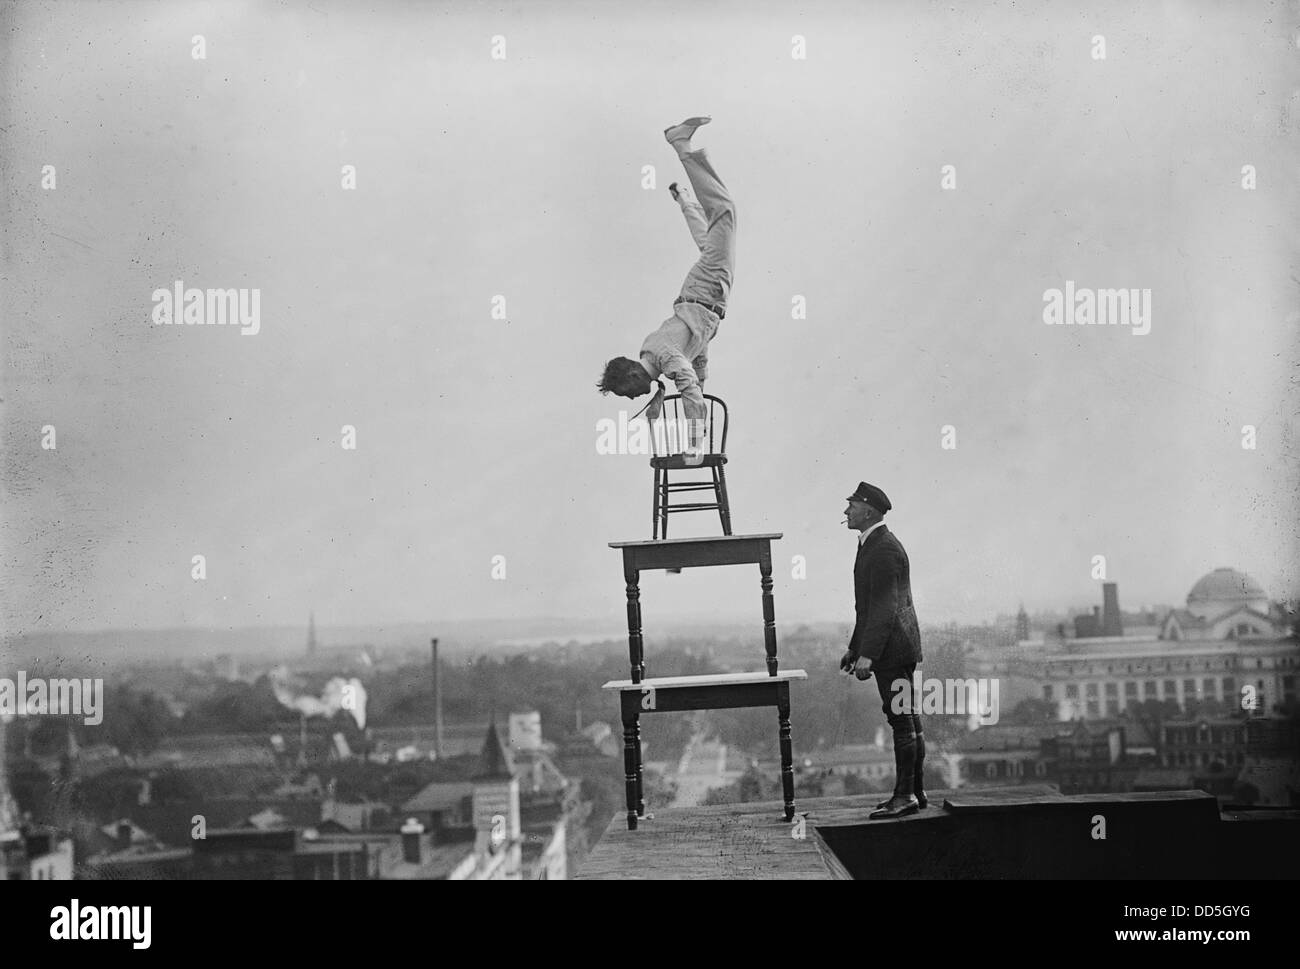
[839,482,927,820]
[597,116,736,462]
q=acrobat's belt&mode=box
[674,296,725,320]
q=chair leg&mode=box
[660,469,670,539]
[709,465,724,533]
[715,463,733,535]
[652,467,662,540]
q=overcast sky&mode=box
[2,0,1297,638]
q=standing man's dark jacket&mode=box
[848,524,922,669]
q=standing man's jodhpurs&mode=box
[872,664,926,800]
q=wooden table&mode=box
[609,533,783,683]
[603,670,808,831]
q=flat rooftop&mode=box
[577,785,1300,880]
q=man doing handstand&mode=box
[597,116,737,460]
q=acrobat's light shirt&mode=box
[639,301,718,422]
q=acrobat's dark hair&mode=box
[597,357,644,395]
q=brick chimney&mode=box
[1102,582,1123,636]
[400,817,424,865]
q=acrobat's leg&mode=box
[671,144,736,306]
[671,182,709,251]
[675,145,734,229]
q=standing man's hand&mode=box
[839,650,855,674]
[853,656,874,681]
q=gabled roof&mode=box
[1161,609,1208,640]
[402,781,475,814]
[1163,603,1282,641]
[1208,605,1278,632]
[86,819,165,859]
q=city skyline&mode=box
[3,558,1292,639]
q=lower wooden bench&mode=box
[602,670,808,830]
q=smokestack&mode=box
[400,817,424,865]
[431,638,443,761]
[1102,582,1123,636]
[116,821,133,850]
[0,715,14,835]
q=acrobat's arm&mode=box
[660,352,706,426]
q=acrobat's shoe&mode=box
[664,116,711,144]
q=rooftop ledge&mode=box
[577,785,1300,880]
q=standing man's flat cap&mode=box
[846,481,892,513]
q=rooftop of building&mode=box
[953,724,1063,750]
[381,843,475,880]
[1044,639,1296,660]
[807,744,896,766]
[577,784,1300,880]
[1133,768,1197,789]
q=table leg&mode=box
[624,554,644,683]
[634,716,645,817]
[759,545,779,676]
[778,684,795,821]
[622,707,639,831]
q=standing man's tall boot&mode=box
[913,716,928,809]
[870,735,919,819]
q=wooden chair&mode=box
[649,393,732,539]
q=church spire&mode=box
[474,718,515,781]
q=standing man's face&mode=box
[844,500,875,531]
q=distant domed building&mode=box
[1185,568,1270,621]
[1163,568,1283,641]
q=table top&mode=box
[603,669,808,690]
[609,533,782,549]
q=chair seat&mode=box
[650,453,728,470]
